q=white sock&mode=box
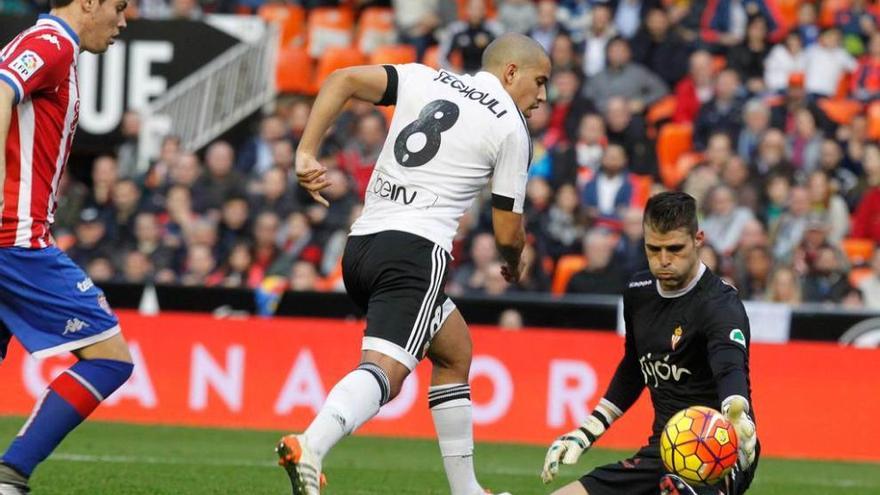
[429,384,482,495]
[304,364,390,460]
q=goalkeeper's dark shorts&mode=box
[579,441,760,495]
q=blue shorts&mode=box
[0,246,120,360]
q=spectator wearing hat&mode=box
[769,72,833,134]
[66,208,113,269]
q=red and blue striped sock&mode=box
[1,359,132,477]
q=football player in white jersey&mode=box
[276,33,549,495]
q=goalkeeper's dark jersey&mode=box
[604,264,755,445]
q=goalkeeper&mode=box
[541,192,759,495]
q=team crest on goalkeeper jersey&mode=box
[671,326,683,350]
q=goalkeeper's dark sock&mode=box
[2,359,132,477]
[429,383,482,495]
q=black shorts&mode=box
[580,443,759,495]
[342,231,455,370]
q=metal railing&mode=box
[137,22,279,170]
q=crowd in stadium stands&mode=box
[6,0,880,311]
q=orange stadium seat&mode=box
[657,122,694,189]
[259,4,306,48]
[820,0,851,27]
[841,237,876,266]
[817,98,863,125]
[630,174,654,210]
[314,46,367,88]
[308,7,355,58]
[775,0,799,30]
[357,7,397,55]
[456,0,496,20]
[422,45,441,69]
[835,72,853,99]
[712,55,727,74]
[646,95,677,138]
[869,101,880,139]
[551,254,588,295]
[849,267,873,288]
[377,105,396,129]
[276,45,315,95]
[422,45,462,71]
[370,44,417,65]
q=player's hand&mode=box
[541,414,606,484]
[500,258,527,284]
[723,395,757,469]
[295,151,330,207]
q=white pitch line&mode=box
[50,453,276,468]
[47,454,879,489]
[48,453,538,476]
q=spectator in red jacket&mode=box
[852,183,880,243]
[852,32,880,102]
[673,50,714,123]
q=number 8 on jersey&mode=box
[394,99,460,167]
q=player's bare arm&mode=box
[491,207,527,283]
[296,65,390,207]
[0,82,12,213]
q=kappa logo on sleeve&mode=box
[38,34,61,51]
[9,50,44,81]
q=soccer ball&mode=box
[660,406,738,486]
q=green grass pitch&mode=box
[0,416,877,494]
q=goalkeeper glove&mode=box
[722,395,757,469]
[541,399,621,484]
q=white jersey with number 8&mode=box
[349,63,531,253]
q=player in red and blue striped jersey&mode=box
[0,0,131,492]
